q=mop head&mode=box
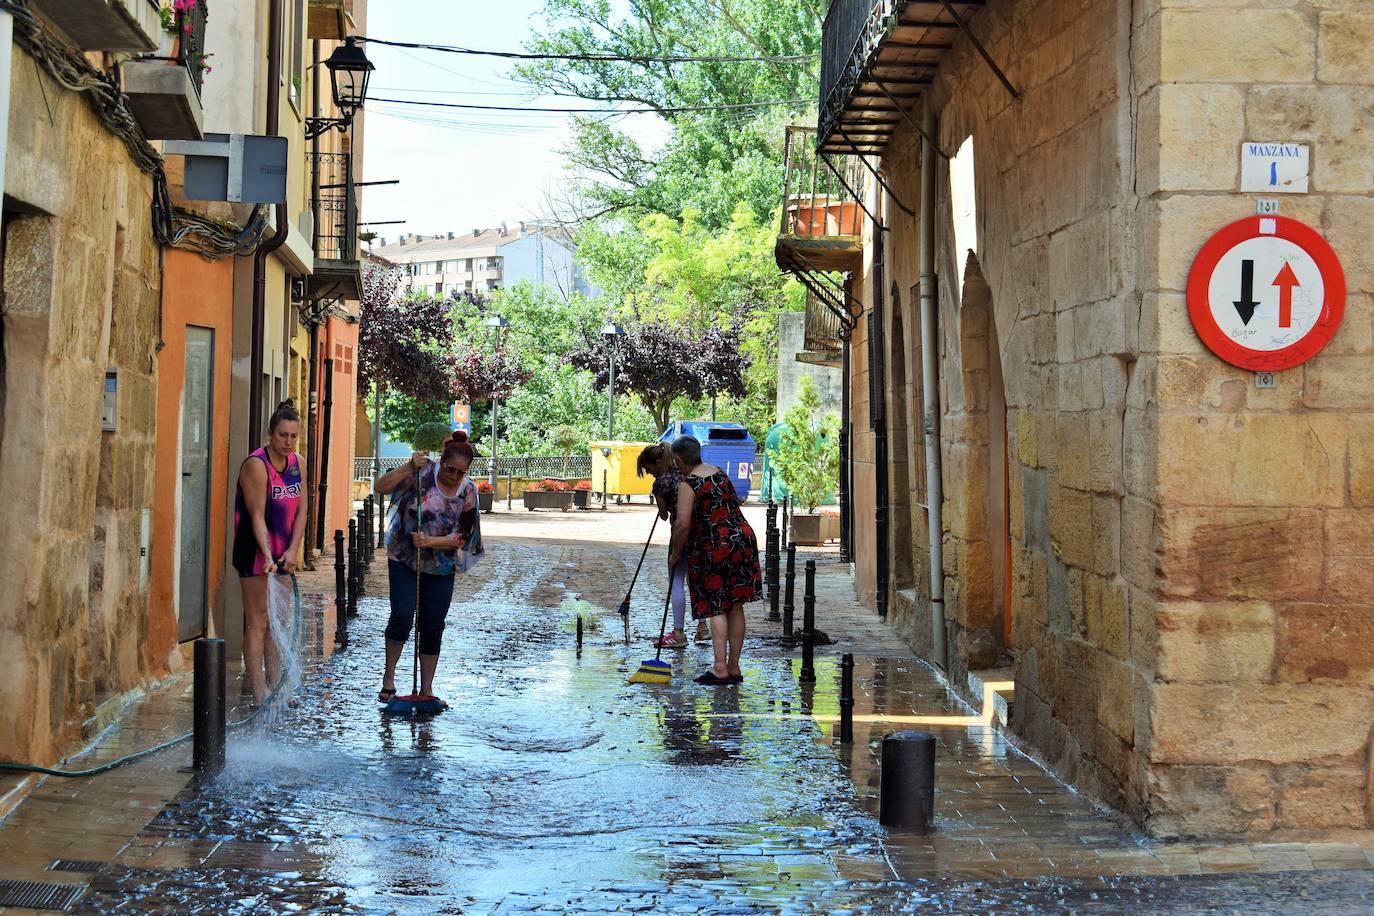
[627,658,672,685]
[383,693,447,716]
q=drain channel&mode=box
[0,879,86,911]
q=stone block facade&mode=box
[835,0,1373,835]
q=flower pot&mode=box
[478,491,494,512]
[523,490,574,512]
[822,514,841,543]
[573,489,591,510]
[790,513,826,546]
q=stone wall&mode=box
[1133,0,1374,835]
[0,51,162,762]
[775,312,843,422]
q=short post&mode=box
[839,652,855,744]
[767,528,781,621]
[602,469,609,511]
[800,559,816,683]
[576,615,584,653]
[362,497,372,556]
[377,491,387,546]
[766,499,778,541]
[192,638,225,775]
[880,731,937,831]
[780,495,790,552]
[367,496,376,554]
[347,518,359,617]
[333,529,348,648]
[356,508,368,572]
[507,472,513,511]
[782,543,797,638]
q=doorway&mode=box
[178,326,215,641]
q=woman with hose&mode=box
[636,444,707,649]
[374,431,483,705]
[232,400,308,705]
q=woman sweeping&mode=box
[374,430,483,705]
[232,400,307,705]
[667,435,763,685]
[636,444,708,649]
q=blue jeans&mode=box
[385,559,455,655]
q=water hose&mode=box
[0,576,304,778]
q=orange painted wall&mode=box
[148,251,235,667]
[317,317,360,540]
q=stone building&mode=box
[782,0,1373,835]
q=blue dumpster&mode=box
[659,421,757,502]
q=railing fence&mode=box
[354,456,594,479]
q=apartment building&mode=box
[371,222,592,299]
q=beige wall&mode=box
[0,52,162,763]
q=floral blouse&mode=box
[385,464,483,576]
[652,466,685,522]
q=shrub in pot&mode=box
[476,479,494,512]
[766,377,839,547]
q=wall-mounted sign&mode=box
[450,402,471,434]
[1240,142,1309,194]
[1187,216,1345,371]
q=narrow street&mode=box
[0,507,1370,913]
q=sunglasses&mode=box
[441,464,466,474]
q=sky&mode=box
[358,0,667,241]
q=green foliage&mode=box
[375,392,450,449]
[412,421,453,453]
[766,377,838,512]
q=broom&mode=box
[385,463,446,716]
[627,582,674,685]
[618,514,658,645]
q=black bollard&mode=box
[781,495,790,552]
[839,653,855,744]
[356,509,367,572]
[800,559,816,683]
[767,529,781,621]
[192,638,226,775]
[766,499,777,541]
[365,497,374,556]
[880,731,936,830]
[377,491,387,546]
[783,544,797,638]
[602,470,609,511]
[333,529,348,648]
[576,615,583,653]
[347,518,359,617]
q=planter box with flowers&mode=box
[523,479,574,512]
[572,480,593,509]
[476,480,494,512]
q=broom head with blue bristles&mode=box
[383,693,447,716]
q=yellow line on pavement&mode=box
[692,680,1015,729]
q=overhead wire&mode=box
[357,36,817,65]
[369,96,812,115]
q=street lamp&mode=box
[305,37,375,140]
[601,322,625,440]
[484,314,510,499]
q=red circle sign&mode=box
[1186,215,1345,371]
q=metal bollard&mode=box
[576,615,583,653]
[602,470,608,511]
[839,653,855,744]
[356,509,367,572]
[800,559,816,683]
[766,499,777,541]
[347,518,359,618]
[781,495,790,552]
[880,731,936,831]
[364,497,374,556]
[377,491,387,546]
[783,543,797,638]
[767,529,781,621]
[192,638,226,775]
[333,529,348,648]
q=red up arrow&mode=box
[1272,262,1300,329]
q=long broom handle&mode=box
[623,514,659,603]
[653,579,674,662]
[413,465,422,695]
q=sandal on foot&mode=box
[728,673,744,684]
[694,671,733,686]
[377,687,397,703]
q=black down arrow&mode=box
[1233,259,1259,326]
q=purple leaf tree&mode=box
[358,255,457,402]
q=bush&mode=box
[766,377,838,513]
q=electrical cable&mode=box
[0,577,304,778]
[369,95,811,115]
[357,36,817,65]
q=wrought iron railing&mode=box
[354,456,594,479]
[176,0,210,98]
[819,0,900,144]
[804,289,844,352]
[309,152,357,263]
[780,125,865,239]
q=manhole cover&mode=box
[47,859,106,873]
[0,879,85,910]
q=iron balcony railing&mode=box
[176,0,210,98]
[819,0,900,144]
[804,289,844,353]
[309,151,358,263]
[353,456,595,479]
[779,124,865,240]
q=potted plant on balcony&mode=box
[476,479,494,513]
[523,478,574,512]
[766,377,839,547]
[572,479,593,510]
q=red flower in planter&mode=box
[476,480,493,493]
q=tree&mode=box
[375,392,450,449]
[412,421,453,453]
[358,257,456,402]
[569,319,747,432]
[766,376,838,512]
[450,346,533,402]
[548,424,585,475]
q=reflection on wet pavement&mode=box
[49,537,1374,914]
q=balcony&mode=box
[123,0,207,140]
[800,290,844,368]
[819,0,984,153]
[307,152,362,300]
[308,0,355,39]
[30,0,161,52]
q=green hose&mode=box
[0,576,304,778]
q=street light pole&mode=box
[602,322,625,440]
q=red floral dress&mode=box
[684,470,763,619]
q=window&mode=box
[433,261,443,274]
[435,282,444,295]
[949,135,978,305]
[288,0,305,112]
[465,258,473,271]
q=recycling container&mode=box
[589,441,655,497]
[659,421,757,503]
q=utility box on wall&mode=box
[101,369,119,431]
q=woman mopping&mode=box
[667,435,763,685]
[374,430,483,705]
[232,400,308,705]
[636,444,708,649]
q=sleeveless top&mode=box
[232,448,303,576]
[385,463,483,577]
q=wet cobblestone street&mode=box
[3,508,1374,914]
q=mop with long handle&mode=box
[385,463,446,716]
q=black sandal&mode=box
[694,671,733,686]
[377,687,397,703]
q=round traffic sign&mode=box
[1186,215,1345,371]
